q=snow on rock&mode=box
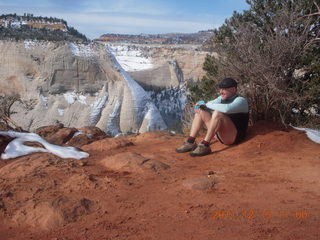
[108,45,153,72]
[72,130,93,139]
[69,43,99,57]
[90,94,108,125]
[39,94,49,109]
[24,40,36,49]
[106,46,167,132]
[73,130,85,137]
[63,92,87,105]
[63,92,76,104]
[148,87,187,116]
[140,103,167,133]
[78,95,87,105]
[0,131,89,160]
[58,108,64,116]
[291,126,320,144]
[106,100,121,137]
[23,40,47,50]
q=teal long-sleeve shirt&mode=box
[205,95,249,114]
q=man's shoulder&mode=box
[235,96,248,103]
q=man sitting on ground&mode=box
[176,78,249,157]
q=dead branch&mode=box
[304,37,320,49]
[303,1,320,17]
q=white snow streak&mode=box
[106,100,121,136]
[291,126,320,144]
[0,131,89,160]
[90,94,108,125]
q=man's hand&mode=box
[194,100,206,113]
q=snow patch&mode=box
[63,92,87,105]
[0,131,89,160]
[108,45,153,72]
[291,126,320,144]
[39,94,49,109]
[78,95,87,105]
[63,92,76,104]
[73,130,84,137]
[24,40,36,49]
[58,108,64,116]
[69,43,98,57]
[72,131,92,139]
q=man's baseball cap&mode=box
[218,78,237,88]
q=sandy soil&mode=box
[0,121,319,240]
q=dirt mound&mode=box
[0,121,319,240]
[100,151,170,173]
[12,196,92,230]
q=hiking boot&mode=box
[176,141,197,153]
[189,143,212,157]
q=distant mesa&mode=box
[98,31,214,45]
[0,13,88,42]
[0,13,67,31]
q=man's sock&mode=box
[187,136,196,143]
[201,140,210,147]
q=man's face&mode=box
[219,87,237,100]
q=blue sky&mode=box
[0,0,249,39]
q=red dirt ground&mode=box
[0,121,319,240]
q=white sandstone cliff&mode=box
[0,40,166,135]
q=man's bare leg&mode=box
[176,110,212,153]
[189,110,237,156]
[189,110,212,138]
[204,111,237,145]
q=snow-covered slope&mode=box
[108,45,153,72]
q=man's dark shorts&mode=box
[199,105,249,145]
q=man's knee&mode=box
[199,109,212,119]
[211,110,225,120]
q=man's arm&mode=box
[206,96,249,113]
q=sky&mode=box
[0,0,250,39]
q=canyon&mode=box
[0,39,208,134]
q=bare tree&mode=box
[0,94,29,131]
[199,1,319,126]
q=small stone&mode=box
[88,175,97,181]
[206,170,216,176]
[169,130,176,136]
[78,160,88,166]
[183,177,218,191]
